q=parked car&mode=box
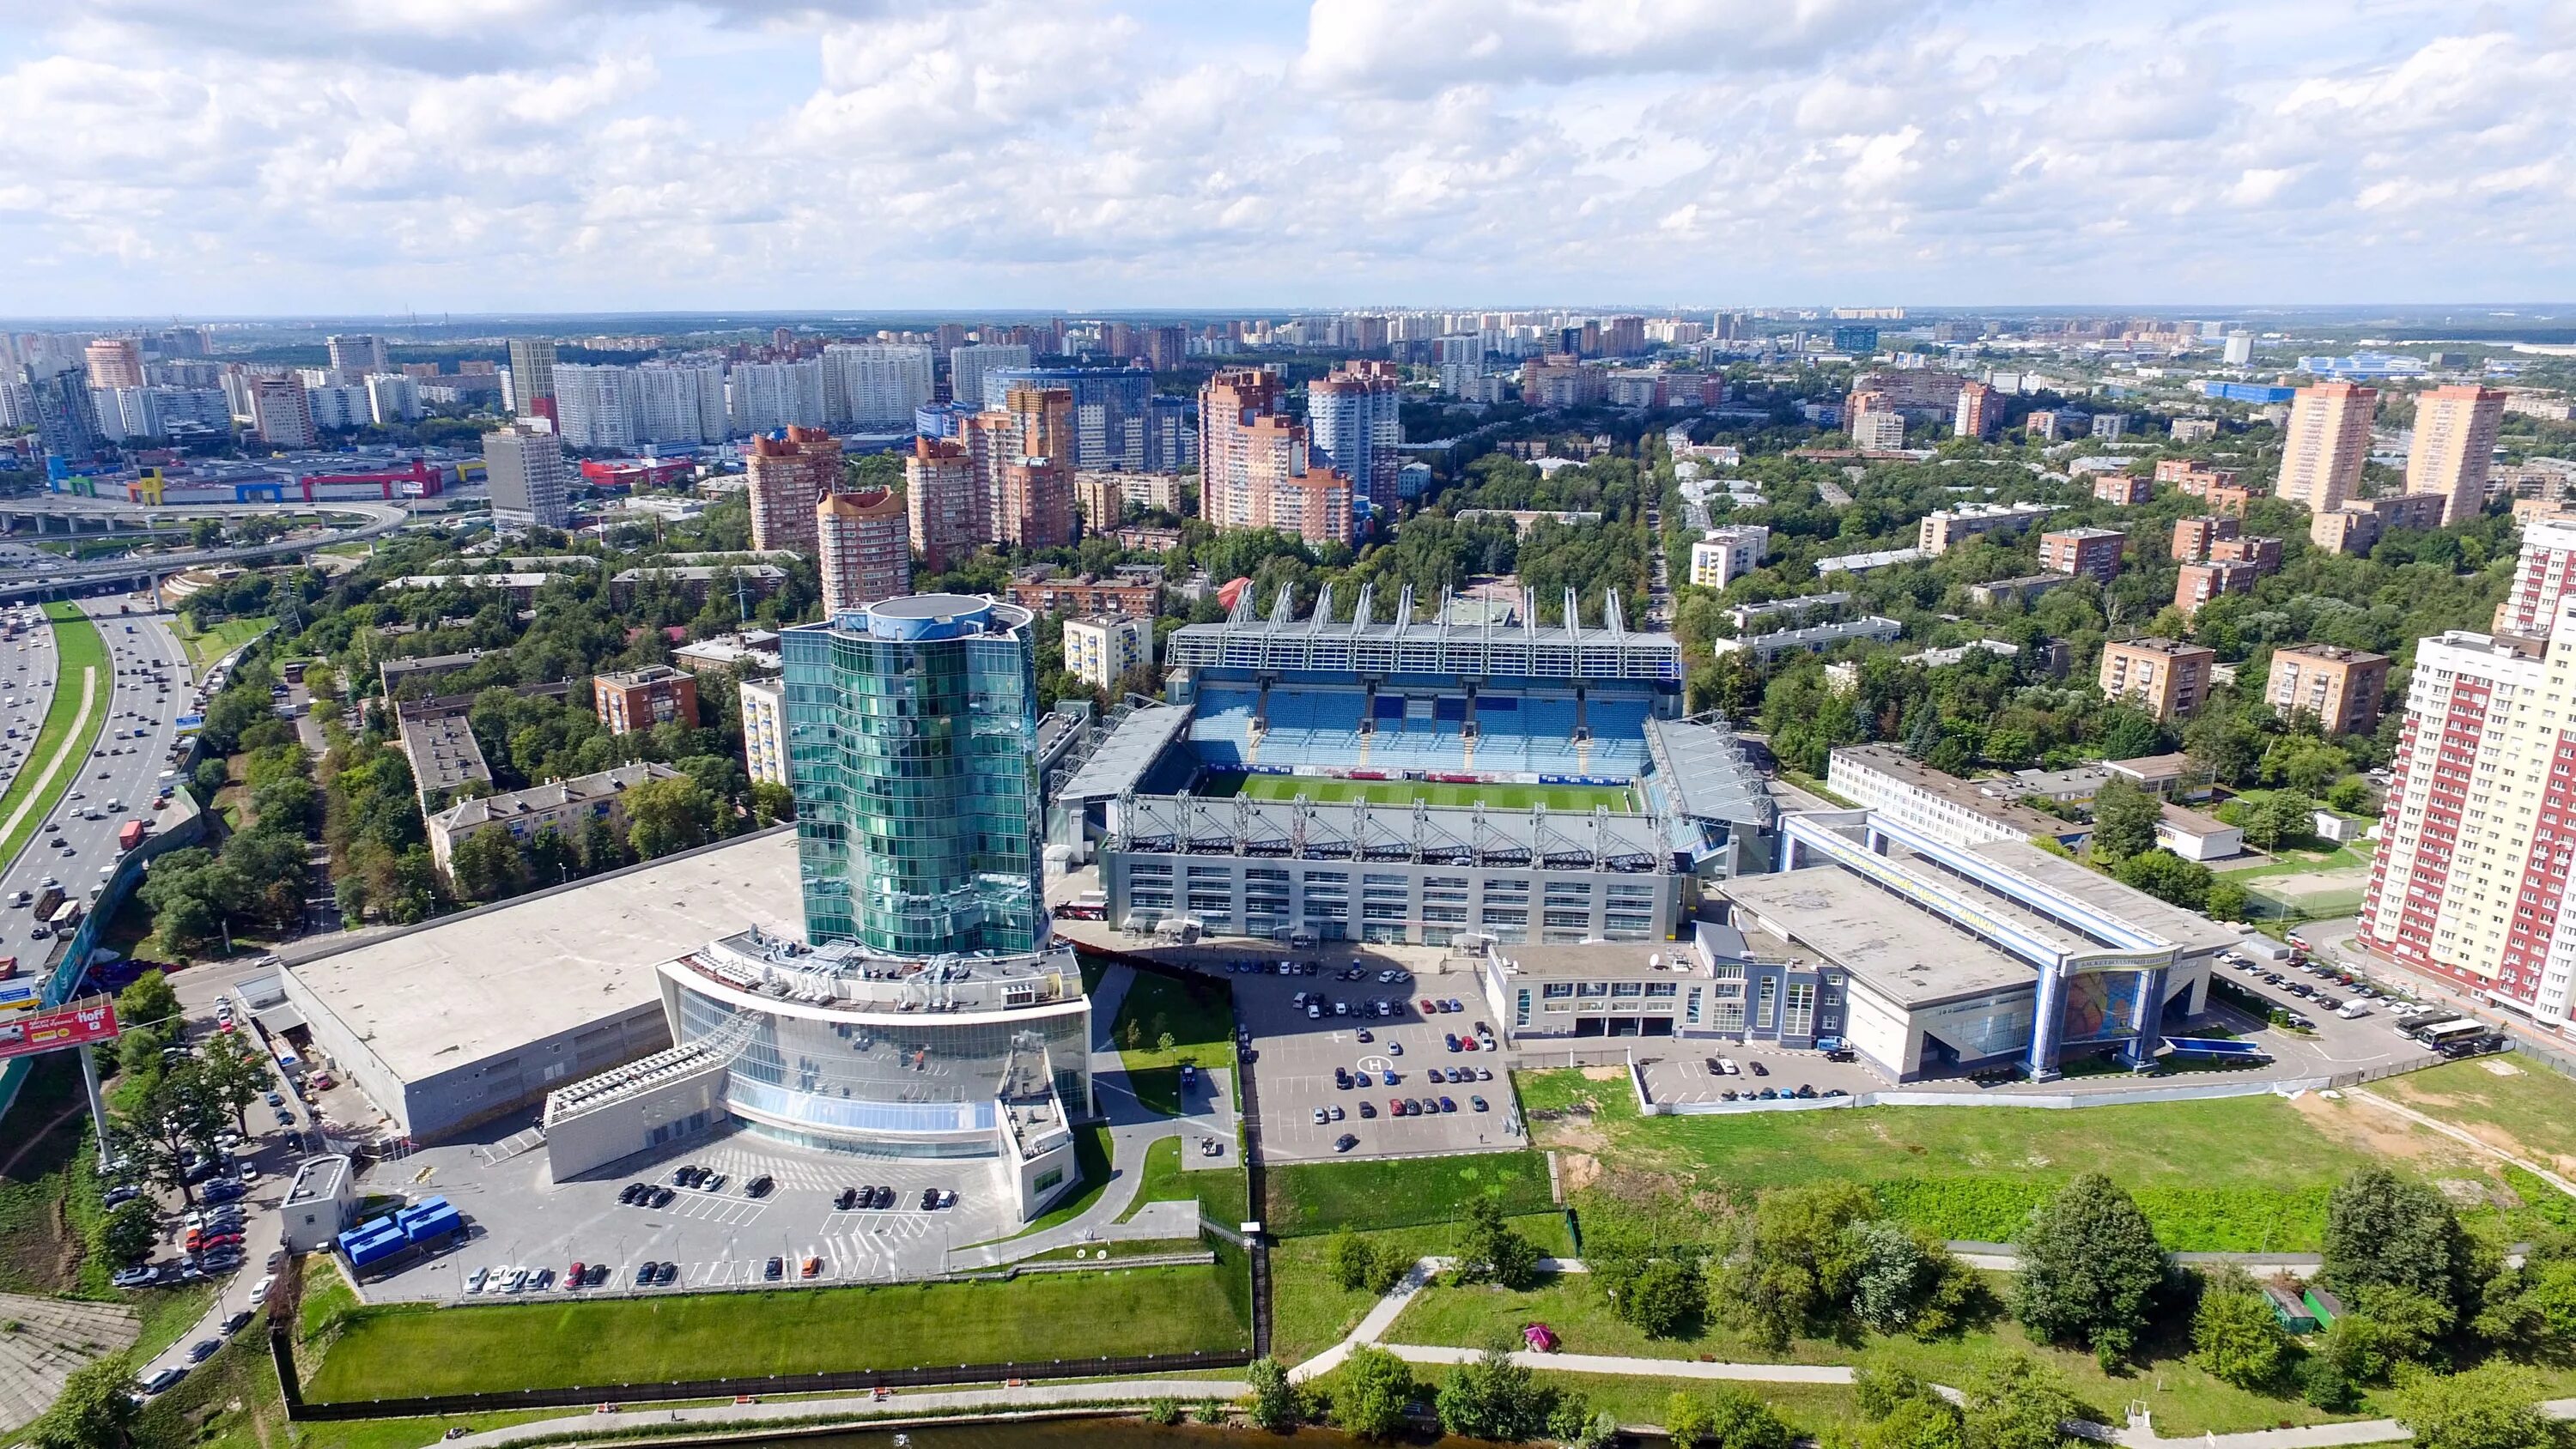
[1334,1132,1358,1153]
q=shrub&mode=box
[2188,1270,2288,1391]
[1334,1345,1417,1441]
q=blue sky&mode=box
[0,0,2570,317]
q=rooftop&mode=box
[1968,838,2245,956]
[428,761,679,833]
[673,931,1081,1016]
[1489,939,1704,980]
[1055,701,1193,802]
[1721,868,2037,1007]
[398,711,490,796]
[280,829,801,1084]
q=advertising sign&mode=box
[0,979,39,1016]
[0,998,119,1063]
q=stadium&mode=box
[1053,582,1778,948]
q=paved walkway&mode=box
[440,1379,1251,1449]
[0,1293,138,1433]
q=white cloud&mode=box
[0,0,2571,312]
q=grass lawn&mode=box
[2224,840,2375,879]
[1110,968,1234,1074]
[1203,771,1638,813]
[2379,1057,2576,1175]
[0,603,108,875]
[302,1264,1251,1400]
[1267,1149,1557,1238]
[1116,1134,1250,1228]
[1268,1215,1574,1364]
[173,616,270,676]
[1521,1067,2519,1252]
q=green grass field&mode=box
[1201,770,1637,812]
[1265,1149,1558,1237]
[2379,1056,2576,1173]
[301,1264,1251,1400]
[1521,1065,2540,1252]
[173,616,270,676]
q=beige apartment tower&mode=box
[2408,385,2506,525]
[2275,382,2377,513]
[2265,644,2389,737]
[817,487,911,615]
[2099,638,2217,721]
[744,425,843,555]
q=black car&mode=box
[1334,1132,1358,1153]
[745,1174,775,1198]
[763,1256,784,1281]
[921,1187,940,1210]
[635,1262,658,1285]
[649,1187,674,1209]
[221,1310,253,1335]
[1358,1101,1376,1119]
[619,1184,644,1203]
[835,1188,860,1210]
[672,1167,697,1186]
[1748,1062,1769,1077]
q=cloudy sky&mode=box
[2,0,2572,318]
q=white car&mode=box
[505,1266,530,1294]
[1716,1057,1740,1076]
[466,1267,491,1294]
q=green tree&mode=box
[1243,1356,1300,1433]
[1435,1341,1554,1441]
[26,1353,140,1449]
[98,1199,158,1268]
[2390,1363,2565,1449]
[749,780,794,826]
[1330,1232,1381,1291]
[2246,789,2319,852]
[2088,776,2160,862]
[197,1028,273,1134]
[1664,1385,1790,1449]
[2012,1173,2167,1365]
[1548,1392,1619,1449]
[622,775,721,860]
[1867,1397,1967,1449]
[1960,1355,2089,1449]
[2205,877,2251,922]
[2189,1270,2288,1390]
[579,815,627,874]
[116,1064,224,1207]
[2113,847,2214,911]
[2323,1167,2475,1328]
[2474,1236,2576,1356]
[1334,1345,1417,1440]
[446,825,527,903]
[1719,1179,1874,1349]
[1453,1197,1542,1290]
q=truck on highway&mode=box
[48,900,83,931]
[118,820,147,852]
[32,885,64,920]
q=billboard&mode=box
[0,979,39,1017]
[0,998,119,1063]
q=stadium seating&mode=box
[1188,688,1261,767]
[1187,681,1659,780]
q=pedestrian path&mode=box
[440,1379,1252,1449]
[0,1293,138,1433]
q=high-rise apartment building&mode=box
[2407,385,2506,525]
[2264,644,2389,737]
[507,337,558,427]
[2098,638,2216,720]
[551,362,639,450]
[1198,368,1352,548]
[2275,382,2377,512]
[744,426,844,555]
[825,343,935,428]
[987,366,1153,470]
[250,377,316,449]
[1849,391,1905,451]
[2495,514,2576,634]
[325,334,388,385]
[2037,527,2126,584]
[1308,361,1403,512]
[817,487,911,615]
[729,359,829,433]
[997,385,1075,549]
[18,366,106,464]
[947,343,1031,410]
[2357,584,2576,1025]
[782,594,1046,955]
[1953,380,2000,440]
[905,436,981,572]
[635,361,728,445]
[365,373,422,424]
[83,337,144,391]
[2223,331,2253,366]
[484,421,570,529]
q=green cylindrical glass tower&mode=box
[782,593,1047,955]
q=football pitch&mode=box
[1201,771,1640,812]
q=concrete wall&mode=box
[544,1059,728,1182]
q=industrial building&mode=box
[278,831,801,1144]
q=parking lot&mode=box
[360,1126,1019,1302]
[1201,954,1525,1163]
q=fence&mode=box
[1649,1073,2351,1117]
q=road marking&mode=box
[0,660,99,863]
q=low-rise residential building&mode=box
[2038,527,2126,583]
[1689,524,1770,588]
[2311,493,2449,555]
[2175,560,2261,616]
[738,676,785,786]
[608,565,789,606]
[593,664,699,736]
[1826,745,2087,850]
[398,705,491,815]
[2155,803,2243,862]
[2265,644,2391,736]
[2099,638,2217,720]
[1005,569,1161,618]
[2208,535,2282,573]
[671,630,783,677]
[2092,474,2153,505]
[425,761,683,874]
[1710,615,1903,661]
[2171,418,2221,443]
[2172,515,2241,561]
[1918,502,2052,555]
[1061,615,1154,689]
[1967,573,2074,608]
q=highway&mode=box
[0,598,193,982]
[0,502,413,602]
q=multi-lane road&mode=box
[0,500,413,603]
[0,598,194,983]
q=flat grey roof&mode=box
[281,829,800,1084]
[1643,717,1773,829]
[1721,868,2036,1008]
[1971,839,2245,955]
[1057,702,1192,801]
[1494,940,1697,979]
[399,711,489,795]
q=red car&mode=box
[568,1260,586,1286]
[194,1232,242,1252]
[1388,1100,1403,1117]
[1419,998,1437,1014]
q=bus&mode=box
[2415,1018,2488,1049]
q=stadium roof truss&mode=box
[1166,580,1684,682]
[1108,789,1673,872]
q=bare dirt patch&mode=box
[1580,1065,1626,1082]
[2287,1090,2477,1169]
[1557,1151,1603,1195]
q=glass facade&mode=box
[785,596,1047,955]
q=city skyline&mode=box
[4,1,2573,316]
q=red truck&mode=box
[117,820,147,852]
